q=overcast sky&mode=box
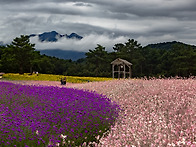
[0,0,196,52]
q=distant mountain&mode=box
[28,31,84,60]
[29,31,83,42]
[66,33,83,40]
[145,41,196,50]
[38,49,86,61]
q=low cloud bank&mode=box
[30,33,129,52]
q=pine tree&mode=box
[7,35,35,74]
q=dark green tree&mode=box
[85,44,110,77]
[38,55,55,74]
[169,44,196,77]
[141,47,164,77]
[0,45,5,71]
[30,50,42,73]
[1,45,18,73]
[4,35,36,74]
[113,43,125,53]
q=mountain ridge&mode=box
[29,31,83,42]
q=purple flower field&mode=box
[0,81,121,146]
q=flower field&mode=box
[0,82,121,146]
[2,73,112,83]
[1,77,196,146]
[67,78,196,146]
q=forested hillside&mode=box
[146,41,196,50]
[0,35,195,77]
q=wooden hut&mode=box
[111,58,132,79]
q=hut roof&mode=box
[111,58,132,66]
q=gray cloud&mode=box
[0,0,28,3]
[74,2,92,7]
[0,0,196,49]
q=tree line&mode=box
[0,35,195,77]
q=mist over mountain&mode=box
[29,31,85,60]
[29,31,83,42]
[1,31,195,61]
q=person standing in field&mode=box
[61,77,66,85]
[63,77,66,85]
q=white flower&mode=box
[48,141,53,146]
[60,134,67,139]
[36,130,39,135]
[181,138,186,145]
